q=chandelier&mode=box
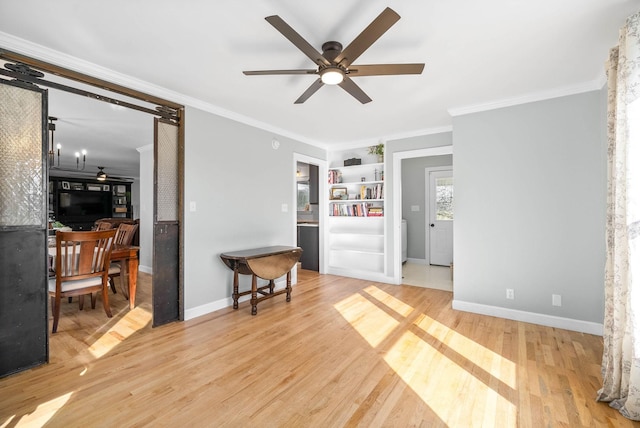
[48,116,87,170]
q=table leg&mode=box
[251,274,258,315]
[232,263,239,309]
[128,256,139,310]
[120,262,130,299]
[286,270,292,302]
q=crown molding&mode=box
[447,78,605,117]
[595,71,607,89]
[385,125,453,142]
[0,31,607,152]
[0,31,325,149]
[333,125,454,151]
[136,144,153,153]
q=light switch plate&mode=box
[189,201,196,212]
[281,203,288,212]
[411,205,420,212]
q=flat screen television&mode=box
[57,190,112,224]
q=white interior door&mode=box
[429,170,453,266]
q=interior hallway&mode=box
[402,262,453,292]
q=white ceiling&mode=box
[1,0,638,178]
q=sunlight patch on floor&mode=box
[1,392,74,427]
[88,307,151,359]
[413,313,516,389]
[333,293,399,347]
[335,287,517,426]
[384,330,517,426]
[363,285,414,317]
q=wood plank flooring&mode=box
[0,270,634,427]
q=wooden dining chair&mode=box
[94,221,114,231]
[48,229,117,333]
[108,223,139,296]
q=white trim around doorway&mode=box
[392,145,454,285]
[293,153,327,275]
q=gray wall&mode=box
[453,90,607,323]
[130,179,140,220]
[401,154,453,260]
[183,106,324,313]
[138,145,153,272]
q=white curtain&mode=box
[597,10,640,421]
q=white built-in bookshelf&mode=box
[326,148,386,280]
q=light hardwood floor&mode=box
[0,270,633,427]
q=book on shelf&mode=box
[367,206,383,217]
[328,170,341,184]
[372,183,383,199]
[358,183,383,200]
[330,202,383,217]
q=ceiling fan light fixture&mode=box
[97,166,107,181]
[320,67,344,85]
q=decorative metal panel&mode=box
[152,223,179,325]
[156,120,178,221]
[0,83,44,226]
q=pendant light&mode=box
[96,167,107,181]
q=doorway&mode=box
[293,154,327,275]
[399,165,453,291]
[392,145,453,287]
[0,53,184,376]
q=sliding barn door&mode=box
[0,79,49,377]
[152,118,182,326]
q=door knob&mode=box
[430,224,435,227]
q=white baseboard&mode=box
[452,300,603,336]
[184,278,289,321]
[139,265,152,274]
[406,258,427,265]
[185,297,235,321]
[326,267,393,284]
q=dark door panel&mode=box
[153,118,182,326]
[0,77,48,377]
[152,222,179,326]
[0,230,48,376]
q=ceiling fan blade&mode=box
[294,79,325,104]
[243,69,317,76]
[338,77,372,104]
[335,7,400,67]
[347,63,425,76]
[265,15,331,67]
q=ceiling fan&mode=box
[243,7,425,104]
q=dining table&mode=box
[48,240,140,310]
[110,244,140,309]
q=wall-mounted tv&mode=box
[57,190,111,223]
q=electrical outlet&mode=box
[506,289,514,300]
[552,294,562,307]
